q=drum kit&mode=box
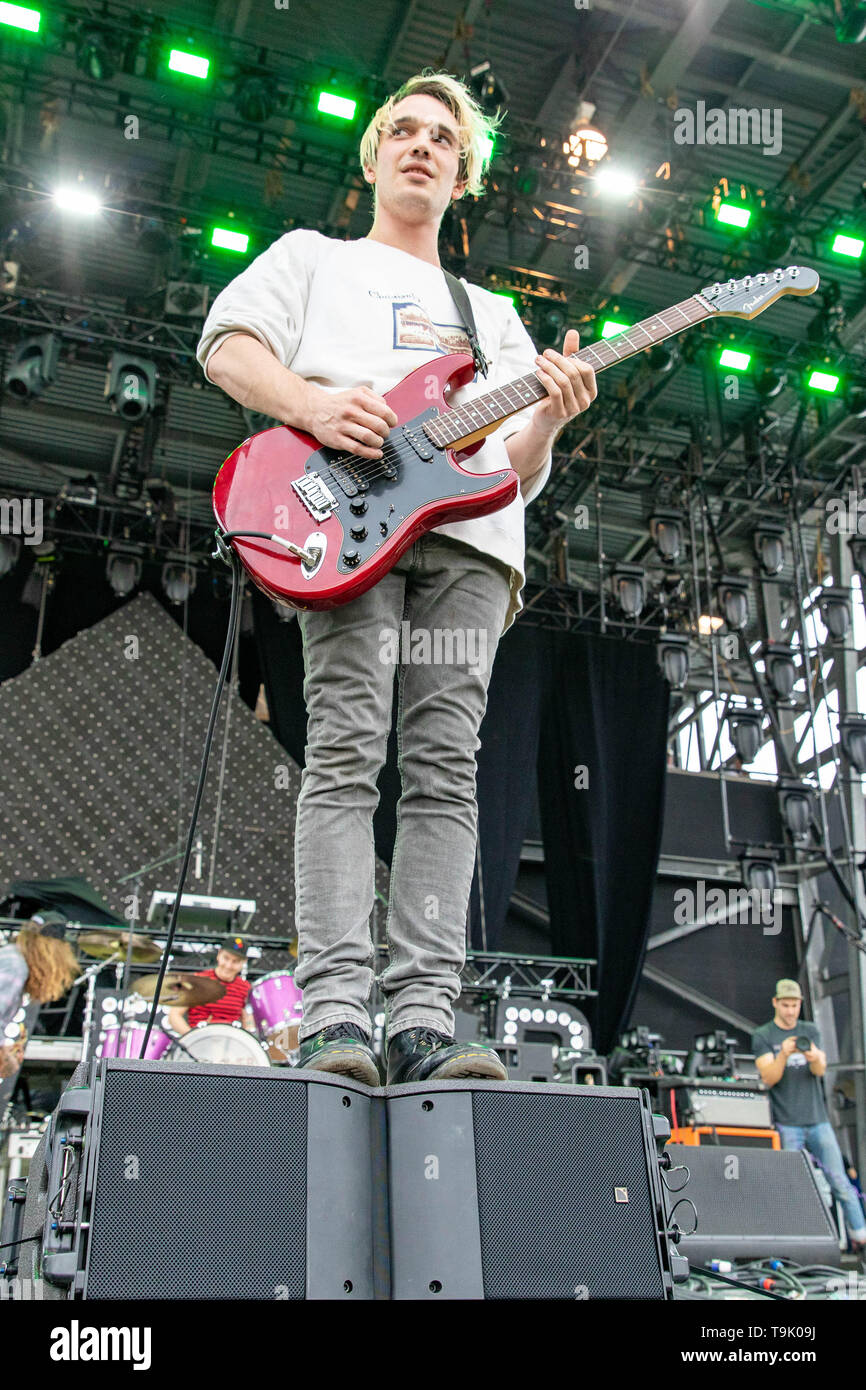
[81,930,304,1070]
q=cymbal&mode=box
[78,931,162,964]
[135,972,226,1007]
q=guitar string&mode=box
[318,296,711,492]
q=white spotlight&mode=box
[54,187,103,215]
[594,166,639,198]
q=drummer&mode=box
[166,936,255,1037]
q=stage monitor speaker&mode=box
[387,1081,686,1299]
[665,1143,841,1266]
[38,1059,385,1300]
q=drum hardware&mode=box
[79,931,162,964]
[135,973,226,1007]
[75,956,121,1066]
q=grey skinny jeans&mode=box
[293,533,513,1046]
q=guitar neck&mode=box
[425,292,714,449]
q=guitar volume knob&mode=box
[342,549,361,568]
[349,500,368,516]
[350,525,367,541]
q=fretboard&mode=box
[423,292,713,449]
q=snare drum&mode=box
[169,1023,270,1067]
[248,971,303,1057]
[97,1022,173,1061]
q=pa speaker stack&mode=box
[19,1059,686,1300]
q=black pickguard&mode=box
[302,407,509,575]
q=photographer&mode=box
[752,979,866,1250]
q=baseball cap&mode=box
[774,978,802,999]
[220,935,249,958]
[29,911,69,941]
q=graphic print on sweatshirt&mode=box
[390,298,473,355]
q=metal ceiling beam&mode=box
[589,0,860,91]
[441,0,487,75]
[380,0,422,83]
[641,961,758,1035]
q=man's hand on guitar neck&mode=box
[506,329,597,495]
[532,328,597,435]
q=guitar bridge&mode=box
[292,471,338,521]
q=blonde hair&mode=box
[359,70,502,199]
[16,924,79,1003]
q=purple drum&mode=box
[248,971,303,1041]
[97,1022,172,1061]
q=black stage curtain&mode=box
[533,630,669,1055]
[255,595,669,1054]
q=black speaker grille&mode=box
[669,1146,836,1236]
[86,1069,307,1299]
[472,1091,665,1299]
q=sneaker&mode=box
[297,1022,381,1087]
[386,1026,508,1086]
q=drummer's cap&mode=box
[29,911,69,941]
[221,935,249,958]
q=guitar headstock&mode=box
[700,266,820,319]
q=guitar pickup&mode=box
[402,425,433,461]
[291,471,338,521]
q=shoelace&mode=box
[408,1027,450,1049]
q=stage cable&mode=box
[139,539,244,1056]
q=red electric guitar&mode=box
[213,265,818,610]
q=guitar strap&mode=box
[442,268,490,379]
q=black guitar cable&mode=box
[136,533,257,1053]
[139,528,315,1055]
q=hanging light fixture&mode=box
[763,642,797,701]
[753,523,786,576]
[611,563,645,617]
[649,510,684,563]
[848,536,866,580]
[839,713,866,774]
[657,633,689,689]
[739,851,778,895]
[777,778,813,842]
[717,574,750,631]
[728,708,763,764]
[818,585,852,641]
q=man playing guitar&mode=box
[197,70,597,1085]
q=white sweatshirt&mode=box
[196,230,551,632]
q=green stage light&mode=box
[601,319,630,338]
[716,202,751,229]
[808,369,840,394]
[168,49,210,80]
[719,348,751,371]
[481,133,495,163]
[211,227,249,253]
[317,91,356,120]
[492,291,515,306]
[831,232,864,260]
[0,2,40,30]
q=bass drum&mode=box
[170,1023,270,1067]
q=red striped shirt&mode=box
[187,970,251,1028]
